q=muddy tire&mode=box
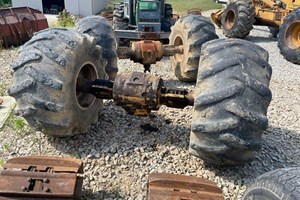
[221,0,255,38]
[268,26,279,38]
[75,16,118,80]
[243,168,300,200]
[189,39,272,165]
[278,8,300,64]
[169,14,218,82]
[9,28,107,137]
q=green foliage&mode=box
[57,10,75,27]
[0,81,5,96]
[5,112,31,136]
[106,0,221,12]
[0,159,4,167]
[0,0,11,8]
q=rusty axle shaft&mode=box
[82,72,194,116]
[117,41,183,71]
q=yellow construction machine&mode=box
[212,0,300,64]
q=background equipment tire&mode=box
[243,168,300,200]
[278,8,300,64]
[221,0,255,38]
[75,16,118,80]
[189,39,272,165]
[112,3,130,47]
[268,26,279,38]
[169,14,218,82]
[9,28,107,137]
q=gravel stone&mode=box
[1,13,300,199]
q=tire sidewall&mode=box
[170,24,189,80]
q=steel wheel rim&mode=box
[224,9,235,30]
[285,21,300,49]
[174,36,184,63]
[76,63,97,109]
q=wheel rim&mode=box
[174,36,184,63]
[76,63,97,109]
[285,21,300,49]
[224,9,235,29]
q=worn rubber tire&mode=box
[9,28,107,137]
[278,8,300,64]
[75,16,118,80]
[169,14,218,82]
[268,26,279,38]
[189,39,272,165]
[221,0,255,39]
[112,3,130,47]
[243,168,300,200]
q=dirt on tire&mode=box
[189,38,272,165]
[9,28,107,137]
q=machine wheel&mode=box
[169,14,218,82]
[221,0,255,38]
[189,39,272,165]
[75,16,118,80]
[113,3,130,47]
[278,8,300,64]
[243,168,300,200]
[9,28,107,137]
[268,26,279,38]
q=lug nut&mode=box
[43,178,49,183]
[21,186,27,192]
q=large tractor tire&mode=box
[9,28,107,137]
[278,8,300,64]
[75,16,118,80]
[189,39,272,165]
[112,3,130,47]
[268,26,279,38]
[243,168,300,200]
[221,0,255,39]
[169,14,218,82]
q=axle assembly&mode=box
[78,72,194,116]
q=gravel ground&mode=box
[1,16,300,199]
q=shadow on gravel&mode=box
[82,189,123,200]
[46,101,192,158]
[201,125,300,197]
[245,35,277,43]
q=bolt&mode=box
[43,178,49,183]
[21,186,27,192]
[27,177,32,182]
[43,187,51,193]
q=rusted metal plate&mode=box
[0,156,83,200]
[147,173,224,200]
[0,7,48,48]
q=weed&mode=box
[0,81,6,96]
[3,143,10,152]
[57,10,75,27]
[0,159,4,167]
[5,111,31,137]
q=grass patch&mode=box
[4,112,31,137]
[106,0,221,12]
[0,159,4,167]
[0,81,6,96]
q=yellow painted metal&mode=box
[211,0,300,28]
